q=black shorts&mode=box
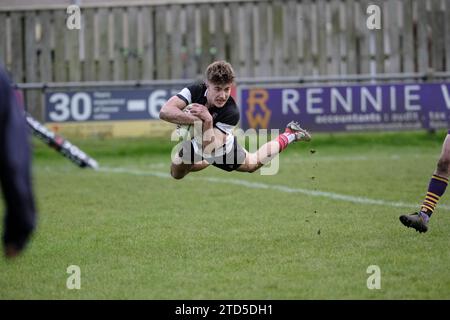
[178,136,247,172]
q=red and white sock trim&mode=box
[276,133,294,152]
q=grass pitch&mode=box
[1,130,450,299]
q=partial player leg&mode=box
[170,160,209,179]
[237,121,311,173]
[170,140,210,179]
[400,132,450,233]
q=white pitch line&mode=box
[284,153,437,163]
[97,166,450,211]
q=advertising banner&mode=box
[239,82,450,132]
[45,88,181,123]
[44,87,184,138]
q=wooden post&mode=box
[112,7,125,81]
[141,6,154,80]
[66,10,81,81]
[240,2,254,77]
[284,0,298,76]
[431,0,444,71]
[302,0,313,76]
[126,6,138,80]
[24,11,39,116]
[386,0,400,73]
[0,13,6,66]
[39,10,53,83]
[296,1,304,76]
[400,0,414,72]
[155,5,169,79]
[417,0,429,73]
[199,3,211,75]
[82,9,95,80]
[272,0,283,76]
[213,3,226,62]
[256,1,271,77]
[185,4,197,78]
[10,12,24,83]
[373,0,384,74]
[357,0,371,75]
[329,0,341,75]
[170,4,183,79]
[316,0,327,75]
[229,2,241,77]
[95,8,109,81]
[344,0,356,75]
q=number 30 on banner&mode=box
[48,92,92,122]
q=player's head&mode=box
[205,60,235,108]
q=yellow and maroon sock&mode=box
[420,174,449,217]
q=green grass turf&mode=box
[1,130,450,299]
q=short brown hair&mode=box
[205,60,235,85]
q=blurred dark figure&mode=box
[0,65,36,258]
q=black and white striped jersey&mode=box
[176,82,240,136]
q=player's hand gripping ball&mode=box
[176,104,194,140]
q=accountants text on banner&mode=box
[239,82,450,132]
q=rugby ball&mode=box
[176,104,194,139]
